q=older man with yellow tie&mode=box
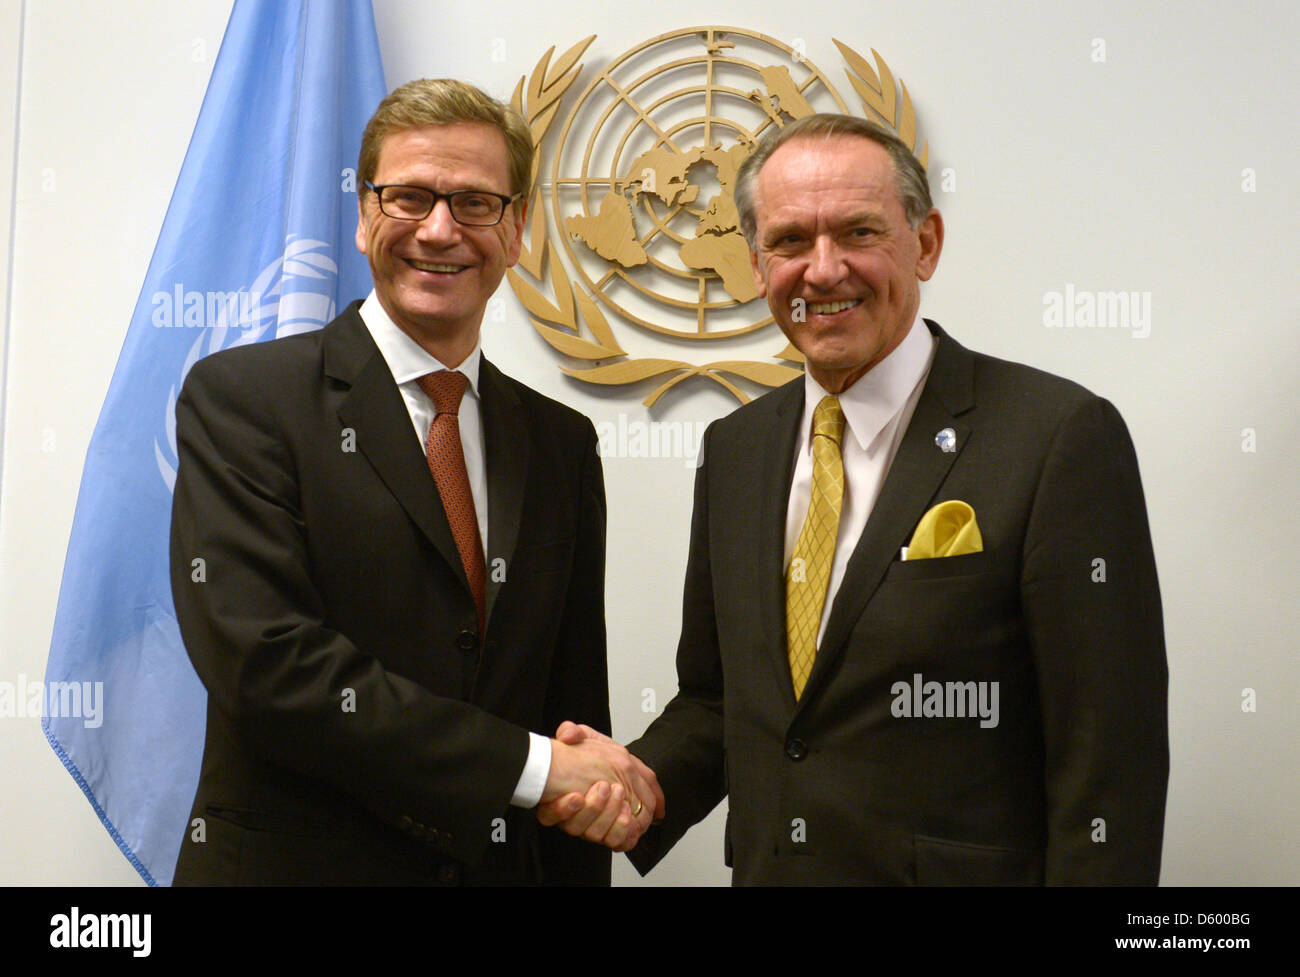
[544,113,1168,885]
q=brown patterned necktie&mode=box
[417,371,486,635]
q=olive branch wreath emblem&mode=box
[507,31,928,406]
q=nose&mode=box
[803,235,848,291]
[414,196,462,244]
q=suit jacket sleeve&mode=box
[625,423,729,874]
[536,429,614,884]
[170,353,529,869]
[1023,395,1168,883]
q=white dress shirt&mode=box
[359,293,550,807]
[783,314,938,647]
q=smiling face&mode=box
[356,123,524,364]
[749,134,943,393]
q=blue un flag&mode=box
[43,0,387,885]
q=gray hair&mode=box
[734,114,932,246]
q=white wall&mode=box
[1,0,1296,885]
[0,0,20,467]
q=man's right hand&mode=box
[538,722,663,851]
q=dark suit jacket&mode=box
[170,301,610,885]
[628,320,1169,885]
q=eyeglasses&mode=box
[365,182,519,226]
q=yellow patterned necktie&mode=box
[786,395,846,700]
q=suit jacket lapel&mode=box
[326,305,471,600]
[800,321,976,704]
[478,358,529,628]
[754,382,805,700]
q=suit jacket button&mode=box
[456,630,478,652]
[785,738,808,761]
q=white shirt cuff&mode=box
[510,732,552,808]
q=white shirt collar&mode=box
[357,290,482,398]
[801,312,936,455]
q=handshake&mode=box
[538,721,664,851]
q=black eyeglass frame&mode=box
[364,181,521,226]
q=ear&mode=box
[749,244,768,299]
[915,209,943,282]
[355,194,370,256]
[504,197,527,268]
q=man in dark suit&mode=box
[170,79,658,885]
[543,114,1168,883]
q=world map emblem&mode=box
[509,27,930,405]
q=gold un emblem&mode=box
[508,26,930,405]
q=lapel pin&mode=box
[935,428,957,453]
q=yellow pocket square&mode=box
[903,500,983,561]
